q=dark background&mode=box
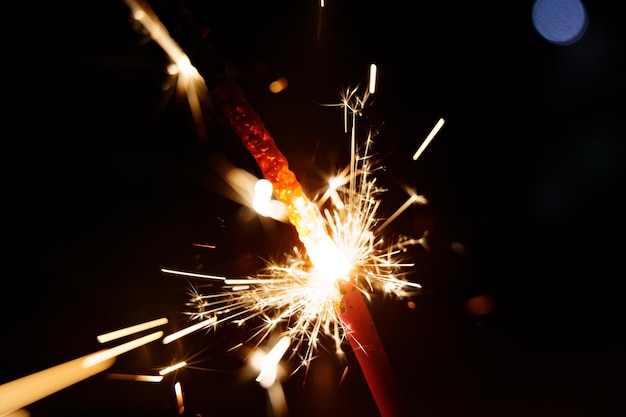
[2,1,624,416]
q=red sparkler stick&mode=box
[339,284,409,417]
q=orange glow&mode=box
[106,373,164,382]
[269,77,289,93]
[465,294,496,317]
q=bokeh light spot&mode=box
[465,294,496,317]
[532,0,587,45]
[269,77,289,93]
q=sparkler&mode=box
[121,2,445,416]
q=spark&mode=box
[96,317,168,343]
[83,331,164,368]
[161,268,226,281]
[123,0,210,139]
[106,373,164,383]
[369,63,378,94]
[413,117,445,160]
[253,336,290,388]
[162,317,217,345]
[159,361,188,376]
[193,243,216,249]
[174,381,185,415]
[374,193,426,235]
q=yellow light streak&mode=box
[193,243,216,249]
[255,337,290,388]
[162,317,217,345]
[174,381,185,415]
[374,193,425,235]
[96,317,168,343]
[123,0,209,139]
[82,331,163,368]
[159,361,187,376]
[413,117,445,160]
[106,373,164,383]
[0,356,115,415]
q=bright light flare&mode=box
[253,179,288,220]
[123,0,209,139]
[208,153,288,221]
[253,337,290,388]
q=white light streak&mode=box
[369,63,377,94]
[97,317,168,343]
[83,331,164,368]
[413,117,445,160]
[161,268,226,281]
[174,381,185,415]
[374,193,425,235]
[162,317,217,345]
[255,337,291,388]
[159,361,187,376]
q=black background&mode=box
[2,1,625,416]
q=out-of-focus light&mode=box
[532,0,587,45]
[269,77,289,93]
[253,179,274,216]
[174,381,184,415]
[252,179,289,221]
[465,294,496,317]
[97,317,168,343]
